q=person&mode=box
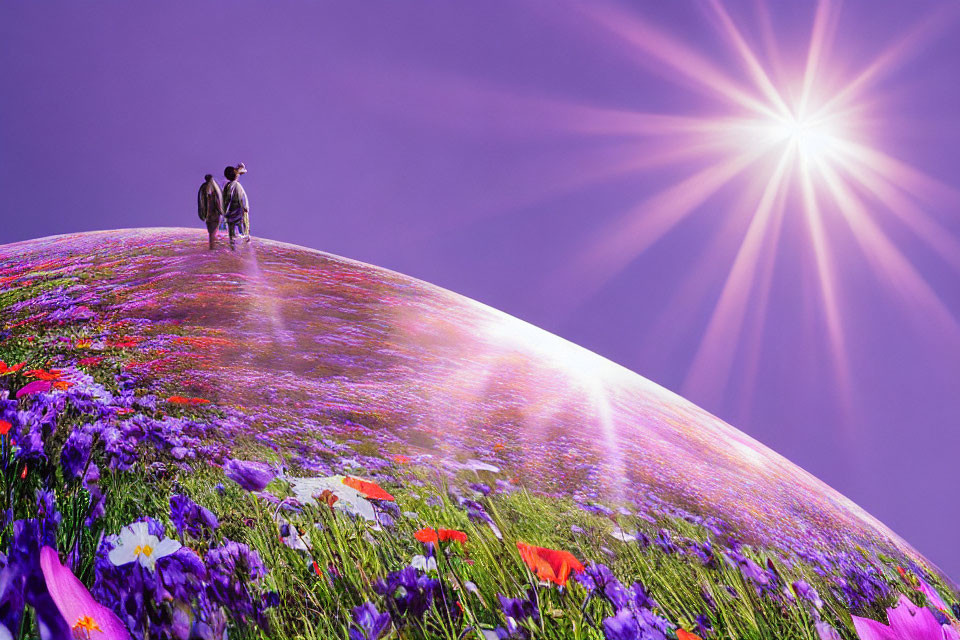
[197,174,224,250]
[222,163,250,249]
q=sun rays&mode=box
[555,0,960,413]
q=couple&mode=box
[197,163,251,250]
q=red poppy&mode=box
[0,420,11,436]
[78,357,104,367]
[392,454,411,464]
[166,396,210,406]
[342,476,395,501]
[515,541,584,587]
[0,361,26,375]
[107,337,140,348]
[25,368,64,381]
[415,528,468,546]
[677,631,703,640]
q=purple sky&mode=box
[2,2,959,577]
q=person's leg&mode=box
[207,218,218,250]
[228,221,237,250]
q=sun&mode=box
[776,112,840,163]
[558,0,960,409]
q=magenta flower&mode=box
[915,577,951,615]
[16,380,51,398]
[39,546,130,640]
[852,594,960,640]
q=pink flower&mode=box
[39,546,130,640]
[852,594,959,640]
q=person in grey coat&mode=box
[197,174,224,250]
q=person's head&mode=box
[204,174,213,182]
[224,166,238,181]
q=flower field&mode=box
[0,228,956,639]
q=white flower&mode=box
[289,476,376,522]
[278,519,311,551]
[108,521,181,570]
[445,459,500,474]
[411,554,438,573]
[609,527,637,543]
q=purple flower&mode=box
[695,613,713,637]
[60,427,94,480]
[791,580,823,611]
[689,540,715,567]
[460,499,502,539]
[469,483,492,496]
[700,584,718,613]
[204,540,267,624]
[603,609,639,640]
[349,601,391,640]
[223,459,276,492]
[654,529,676,555]
[499,590,538,639]
[577,563,617,594]
[36,490,62,541]
[169,494,219,539]
[374,566,449,625]
[815,622,842,640]
[725,550,771,592]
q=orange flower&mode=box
[392,454,411,464]
[0,361,26,375]
[677,631,703,640]
[415,528,468,546]
[25,368,63,381]
[0,420,10,436]
[317,489,340,509]
[342,476,395,501]
[515,541,584,587]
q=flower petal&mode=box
[108,545,137,567]
[40,547,131,640]
[885,594,944,640]
[851,616,900,640]
[152,537,183,560]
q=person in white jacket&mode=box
[222,163,250,249]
